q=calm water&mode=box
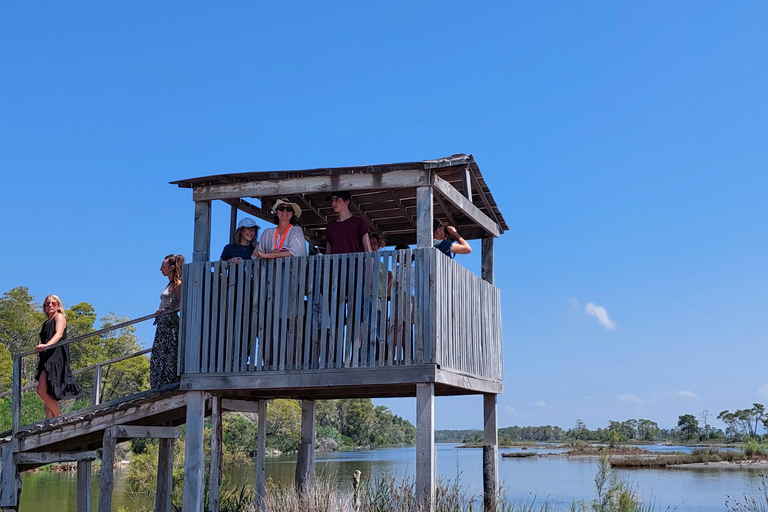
[19,444,765,511]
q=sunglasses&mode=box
[276,205,293,212]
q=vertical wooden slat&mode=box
[404,250,413,365]
[302,257,317,369]
[216,262,228,373]
[263,259,275,370]
[232,262,245,373]
[256,260,268,371]
[207,263,220,373]
[295,399,316,491]
[278,260,290,370]
[224,262,238,372]
[377,252,390,367]
[248,260,260,371]
[240,262,252,372]
[201,263,212,373]
[178,263,189,376]
[92,365,102,406]
[483,393,499,510]
[319,255,332,369]
[327,256,340,368]
[293,257,307,370]
[416,186,433,249]
[334,256,347,368]
[350,254,364,367]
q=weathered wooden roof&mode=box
[170,154,508,247]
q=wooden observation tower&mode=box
[0,154,508,512]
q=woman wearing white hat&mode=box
[254,199,307,258]
[220,218,260,263]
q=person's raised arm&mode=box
[445,226,472,255]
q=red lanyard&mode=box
[273,226,290,251]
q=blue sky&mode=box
[1,2,766,432]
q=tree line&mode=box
[0,287,415,452]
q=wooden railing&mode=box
[181,248,503,380]
[5,310,177,435]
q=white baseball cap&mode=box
[237,218,259,229]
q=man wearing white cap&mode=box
[220,218,260,263]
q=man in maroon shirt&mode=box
[325,191,373,254]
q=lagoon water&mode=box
[19,443,764,511]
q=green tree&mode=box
[266,399,301,452]
[677,414,699,440]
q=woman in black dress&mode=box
[150,254,184,388]
[36,294,82,419]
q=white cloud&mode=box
[677,390,697,398]
[568,297,581,310]
[534,400,547,408]
[585,302,616,331]
[617,394,644,404]
[759,384,768,399]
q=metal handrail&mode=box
[13,308,179,358]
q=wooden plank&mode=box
[232,262,246,373]
[434,368,503,394]
[229,204,238,244]
[193,169,431,202]
[15,451,98,464]
[416,383,435,512]
[377,252,390,367]
[483,394,498,510]
[77,459,92,512]
[302,257,318,369]
[112,425,181,439]
[366,253,381,367]
[319,256,332,369]
[92,365,102,406]
[335,256,347,369]
[386,254,398,366]
[182,391,206,512]
[156,438,174,512]
[179,263,189,376]
[415,186,433,249]
[414,249,424,365]
[224,262,238,373]
[432,175,500,237]
[277,259,290,371]
[294,257,307,370]
[240,262,253,372]
[248,261,260,371]
[462,166,472,200]
[256,260,267,371]
[254,400,267,511]
[98,426,116,512]
[209,396,223,512]
[351,254,364,367]
[263,259,276,370]
[404,250,413,366]
[201,263,212,373]
[294,399,316,491]
[222,399,260,413]
[216,262,228,373]
[193,200,212,261]
[207,262,220,373]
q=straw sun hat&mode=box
[271,198,302,219]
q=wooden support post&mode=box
[11,358,21,435]
[295,399,316,491]
[193,200,212,263]
[209,396,223,512]
[77,460,92,512]
[481,237,494,285]
[483,394,499,511]
[92,364,102,406]
[98,427,116,512]
[462,166,473,200]
[416,186,433,249]
[229,204,238,244]
[182,391,206,512]
[416,383,435,512]
[0,440,21,510]
[156,438,174,512]
[254,400,267,511]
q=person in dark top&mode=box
[433,219,471,258]
[220,218,260,262]
[36,294,82,419]
[324,192,372,254]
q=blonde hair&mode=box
[43,294,66,319]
